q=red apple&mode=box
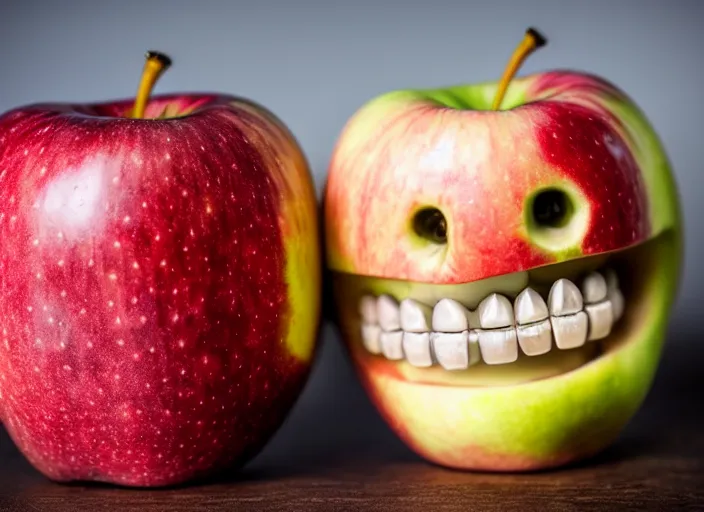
[0,53,321,486]
[324,30,682,471]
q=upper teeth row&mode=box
[358,269,625,369]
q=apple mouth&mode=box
[339,235,660,385]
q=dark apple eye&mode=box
[413,208,447,244]
[532,189,573,228]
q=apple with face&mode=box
[0,52,321,486]
[324,29,682,471]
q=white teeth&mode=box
[605,268,619,290]
[468,330,481,366]
[380,331,404,360]
[478,293,514,329]
[400,299,433,333]
[359,295,378,324]
[377,295,401,332]
[432,298,470,332]
[548,279,583,316]
[586,300,614,341]
[610,289,625,321]
[430,331,468,370]
[605,269,624,321]
[430,331,481,370]
[581,272,608,304]
[360,267,624,367]
[402,332,433,367]
[517,319,552,356]
[477,328,518,365]
[361,324,382,354]
[514,288,549,325]
[551,312,588,350]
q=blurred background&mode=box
[0,0,702,473]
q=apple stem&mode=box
[130,51,172,119]
[491,28,547,111]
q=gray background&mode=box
[0,0,702,470]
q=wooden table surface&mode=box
[1,323,703,511]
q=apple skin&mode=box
[0,94,321,486]
[324,71,681,470]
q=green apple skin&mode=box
[324,71,682,470]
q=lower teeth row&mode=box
[358,269,625,369]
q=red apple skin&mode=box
[0,94,321,486]
[325,71,651,285]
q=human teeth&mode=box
[478,293,514,329]
[477,328,518,365]
[365,267,622,365]
[432,298,470,332]
[380,331,404,360]
[402,332,433,367]
[581,272,608,304]
[359,295,378,324]
[430,331,468,370]
[605,269,624,320]
[361,324,382,354]
[400,299,433,332]
[610,289,625,321]
[605,268,619,290]
[551,312,588,350]
[377,295,401,332]
[548,279,583,316]
[517,320,552,356]
[586,300,614,341]
[514,288,549,325]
